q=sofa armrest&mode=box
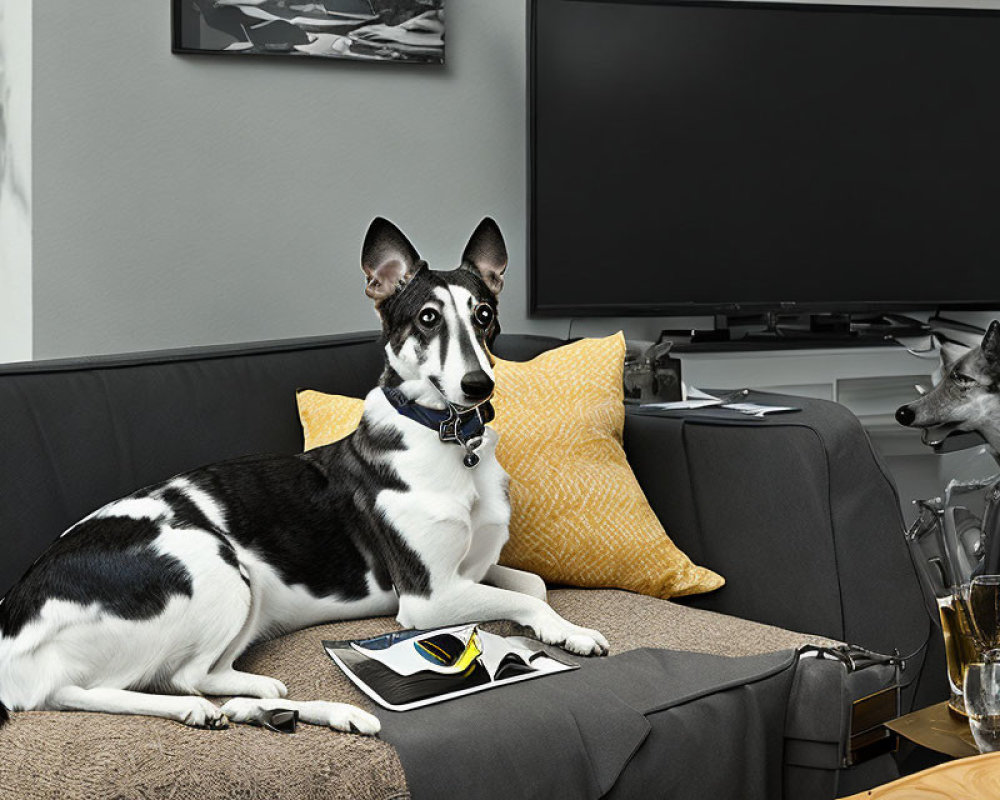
[622,397,940,711]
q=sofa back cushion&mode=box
[0,333,561,596]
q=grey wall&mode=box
[31,0,591,360]
[27,0,1000,360]
[0,0,31,363]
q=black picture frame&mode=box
[172,0,445,65]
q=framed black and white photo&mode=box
[172,0,445,64]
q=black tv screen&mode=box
[529,0,1000,316]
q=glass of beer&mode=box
[939,591,979,716]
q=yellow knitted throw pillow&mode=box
[296,333,723,599]
[297,389,364,447]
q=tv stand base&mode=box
[680,313,929,352]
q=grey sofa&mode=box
[0,332,938,800]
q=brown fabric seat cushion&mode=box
[547,588,840,655]
[0,589,837,800]
[0,620,408,800]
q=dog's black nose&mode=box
[895,405,916,426]
[461,370,494,401]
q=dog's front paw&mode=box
[219,697,262,725]
[323,702,381,736]
[219,698,381,735]
[179,697,229,729]
[246,675,288,699]
[535,620,610,657]
[563,629,610,657]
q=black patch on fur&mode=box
[159,486,250,585]
[310,418,432,596]
[160,487,219,532]
[183,418,430,602]
[212,536,250,586]
[438,305,451,366]
[381,365,404,389]
[0,699,8,728]
[216,540,241,571]
[185,457,372,602]
[0,516,193,638]
[440,267,501,348]
[456,316,479,371]
[380,268,438,356]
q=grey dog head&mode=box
[896,321,1000,450]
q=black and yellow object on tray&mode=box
[415,630,483,672]
[324,625,577,712]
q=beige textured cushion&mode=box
[0,711,406,800]
[0,589,835,800]
[545,589,840,657]
[0,620,408,800]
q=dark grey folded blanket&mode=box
[380,647,799,800]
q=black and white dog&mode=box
[0,218,608,734]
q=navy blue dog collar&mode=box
[381,387,495,468]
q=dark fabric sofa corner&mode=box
[623,399,940,713]
[0,331,941,800]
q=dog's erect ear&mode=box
[460,218,507,296]
[361,218,421,306]
[940,341,970,371]
[983,321,1000,365]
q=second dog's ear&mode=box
[983,321,1000,364]
[940,341,970,370]
[460,218,507,296]
[362,218,421,306]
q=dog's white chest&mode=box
[366,394,511,589]
[386,425,507,519]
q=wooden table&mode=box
[841,751,1000,799]
[840,702,995,799]
[884,700,979,759]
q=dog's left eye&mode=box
[418,308,441,328]
[951,371,976,392]
[473,303,494,328]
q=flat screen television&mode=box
[529,0,1000,318]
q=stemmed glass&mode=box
[964,575,1000,752]
[964,661,1000,752]
[967,575,1000,663]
